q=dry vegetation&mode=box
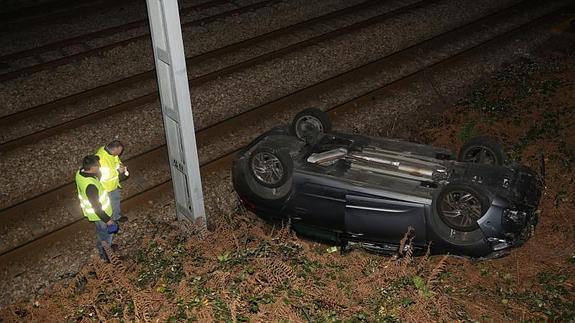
[2,40,574,322]
[414,43,575,321]
[0,215,462,322]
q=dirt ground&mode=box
[1,35,574,322]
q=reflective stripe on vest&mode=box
[75,170,113,221]
[95,146,122,192]
[78,192,111,214]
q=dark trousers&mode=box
[109,189,122,221]
[95,220,113,260]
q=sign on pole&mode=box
[145,0,206,224]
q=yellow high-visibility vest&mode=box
[95,146,122,192]
[75,171,112,222]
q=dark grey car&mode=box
[232,109,543,258]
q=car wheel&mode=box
[458,136,506,166]
[248,146,292,188]
[291,108,332,143]
[428,183,491,255]
[435,183,489,232]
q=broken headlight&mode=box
[503,209,527,229]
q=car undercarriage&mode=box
[233,108,543,258]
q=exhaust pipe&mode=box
[348,152,434,177]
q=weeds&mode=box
[463,59,562,121]
[510,272,575,321]
[512,105,570,157]
[3,219,463,321]
[135,240,186,288]
[457,122,477,143]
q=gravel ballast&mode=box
[0,0,416,142]
[0,0,209,56]
[0,0,367,116]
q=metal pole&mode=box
[145,0,206,224]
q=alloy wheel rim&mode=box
[440,190,483,230]
[251,152,284,185]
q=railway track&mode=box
[0,1,570,260]
[0,0,389,129]
[0,0,277,82]
[0,0,228,62]
[0,0,135,32]
[0,0,440,151]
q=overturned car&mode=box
[232,108,543,258]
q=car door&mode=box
[290,182,346,232]
[345,194,427,245]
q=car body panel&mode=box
[345,194,427,245]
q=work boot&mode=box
[117,216,129,223]
[99,253,110,263]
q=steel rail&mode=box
[0,2,568,259]
[0,0,99,22]
[0,0,134,31]
[0,0,278,82]
[0,0,432,152]
[0,0,230,62]
[0,0,386,127]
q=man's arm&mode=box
[86,184,111,223]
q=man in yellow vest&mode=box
[95,140,129,222]
[75,155,117,261]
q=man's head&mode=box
[82,155,100,173]
[106,140,124,156]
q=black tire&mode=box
[290,108,332,143]
[233,136,300,208]
[248,145,293,188]
[435,183,489,232]
[428,183,491,255]
[458,136,506,166]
